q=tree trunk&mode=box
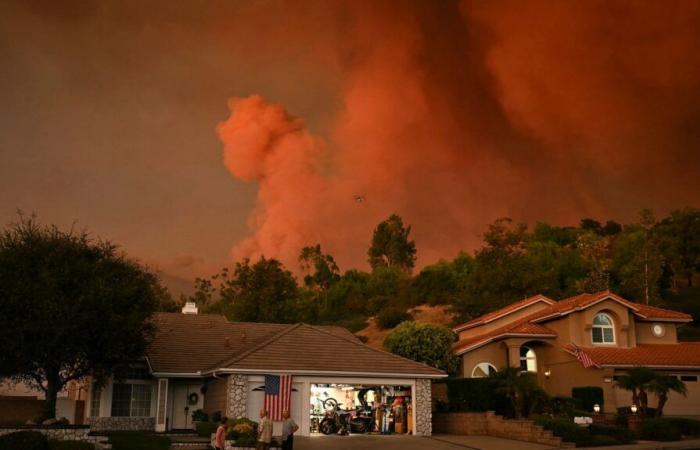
[43,370,61,421]
[656,395,667,417]
[639,390,649,416]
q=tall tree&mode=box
[576,231,612,293]
[0,215,159,419]
[368,214,417,273]
[299,244,340,291]
[202,257,299,323]
[657,208,700,288]
[648,375,687,417]
[383,321,458,375]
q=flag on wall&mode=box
[264,374,292,421]
[572,344,600,368]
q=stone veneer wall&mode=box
[432,411,565,447]
[87,416,155,432]
[226,375,248,419]
[414,379,432,436]
[0,427,110,449]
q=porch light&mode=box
[630,404,638,414]
[593,404,601,413]
[544,369,551,378]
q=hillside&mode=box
[355,304,455,350]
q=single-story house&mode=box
[453,291,700,416]
[87,304,445,435]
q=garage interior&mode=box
[309,383,413,435]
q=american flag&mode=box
[572,344,599,368]
[264,374,292,421]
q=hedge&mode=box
[438,378,513,416]
[195,421,219,438]
[0,431,48,450]
[572,386,604,412]
[640,418,683,441]
[535,417,635,447]
[376,308,412,329]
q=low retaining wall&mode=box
[0,426,110,449]
[87,416,155,432]
[0,397,44,424]
[433,412,565,447]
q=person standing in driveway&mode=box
[281,410,298,450]
[257,409,272,450]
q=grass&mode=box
[107,432,170,450]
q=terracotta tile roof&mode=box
[454,295,555,332]
[453,291,692,356]
[220,323,445,377]
[563,343,700,368]
[147,313,444,377]
[147,313,359,374]
[453,318,557,354]
[529,291,692,323]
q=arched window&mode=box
[592,313,615,344]
[471,362,497,378]
[519,346,537,372]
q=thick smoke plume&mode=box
[218,0,700,271]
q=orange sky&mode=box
[2,0,700,290]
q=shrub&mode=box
[0,431,48,450]
[376,308,412,329]
[191,409,208,422]
[572,386,604,413]
[335,316,368,333]
[226,417,259,442]
[108,432,170,450]
[535,416,589,445]
[640,418,682,441]
[211,411,222,422]
[383,322,458,375]
[663,417,700,437]
[588,424,635,444]
[586,435,621,447]
[440,378,512,416]
[48,440,95,450]
[195,421,219,438]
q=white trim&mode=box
[455,333,556,355]
[592,313,616,345]
[471,362,497,378]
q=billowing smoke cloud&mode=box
[218,0,700,271]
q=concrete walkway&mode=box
[295,435,700,450]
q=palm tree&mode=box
[648,375,687,417]
[614,367,656,415]
[489,366,542,418]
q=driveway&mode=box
[295,434,556,450]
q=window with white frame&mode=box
[592,313,615,344]
[111,383,152,417]
[472,362,497,378]
[520,346,537,372]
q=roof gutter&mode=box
[204,368,447,379]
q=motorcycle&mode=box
[318,400,374,435]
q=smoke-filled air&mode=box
[217,0,700,271]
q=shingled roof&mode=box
[147,313,445,378]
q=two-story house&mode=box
[453,291,700,416]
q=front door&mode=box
[170,383,203,430]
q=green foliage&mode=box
[437,378,511,415]
[383,322,458,374]
[648,375,687,416]
[191,409,208,422]
[299,244,340,291]
[411,255,473,305]
[226,417,259,443]
[333,316,368,333]
[199,257,299,323]
[376,307,412,329]
[588,424,635,444]
[489,367,549,418]
[640,418,683,441]
[48,440,95,450]
[0,215,159,419]
[0,431,48,450]
[660,417,700,437]
[195,421,218,438]
[108,432,170,450]
[572,387,604,412]
[534,416,590,445]
[368,214,417,272]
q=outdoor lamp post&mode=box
[593,404,601,413]
[628,404,641,433]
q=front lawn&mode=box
[108,432,170,450]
